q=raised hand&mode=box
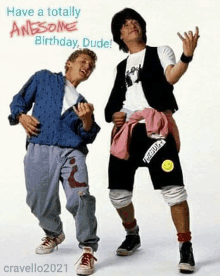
[73,102,94,131]
[177,26,200,57]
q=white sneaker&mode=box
[76,247,97,275]
[35,232,65,254]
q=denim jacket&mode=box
[9,70,100,153]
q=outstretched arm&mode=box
[165,27,200,85]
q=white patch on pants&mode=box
[143,139,166,164]
[161,185,187,206]
[109,189,133,209]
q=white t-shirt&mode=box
[121,46,176,118]
[61,79,79,115]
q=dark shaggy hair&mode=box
[111,8,147,53]
[65,48,97,73]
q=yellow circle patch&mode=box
[162,160,174,172]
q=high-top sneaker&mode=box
[178,241,195,273]
[116,226,141,256]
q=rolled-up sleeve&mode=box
[77,118,101,144]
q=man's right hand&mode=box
[177,27,200,58]
[112,112,126,128]
[18,114,40,138]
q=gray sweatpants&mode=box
[24,143,99,251]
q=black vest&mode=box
[105,46,178,122]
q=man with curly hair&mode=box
[105,8,199,273]
[9,48,100,275]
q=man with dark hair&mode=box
[9,48,100,275]
[105,8,199,273]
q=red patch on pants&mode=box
[68,158,87,188]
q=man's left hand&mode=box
[73,102,94,131]
[177,26,200,57]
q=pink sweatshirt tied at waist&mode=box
[110,108,169,160]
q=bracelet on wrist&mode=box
[180,53,193,63]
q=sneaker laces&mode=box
[75,253,97,266]
[41,236,59,246]
[81,253,97,265]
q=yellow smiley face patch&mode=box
[162,160,174,172]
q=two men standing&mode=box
[9,7,199,275]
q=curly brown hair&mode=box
[65,48,97,73]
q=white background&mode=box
[1,0,220,275]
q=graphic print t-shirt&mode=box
[121,46,176,117]
[123,48,149,112]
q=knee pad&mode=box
[161,185,187,207]
[109,189,133,209]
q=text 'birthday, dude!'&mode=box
[35,36,112,49]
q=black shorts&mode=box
[108,123,184,191]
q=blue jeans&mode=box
[24,143,99,251]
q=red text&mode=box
[10,20,78,38]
